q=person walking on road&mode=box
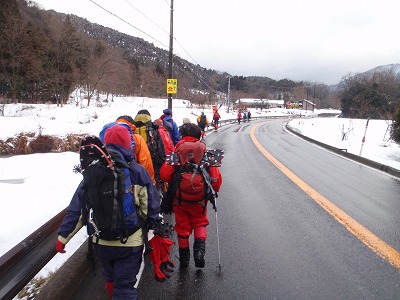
[160,109,180,145]
[213,110,221,131]
[237,111,242,124]
[55,124,161,300]
[197,112,209,139]
[160,123,223,269]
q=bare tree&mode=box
[44,16,83,106]
[0,4,30,103]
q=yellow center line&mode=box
[250,122,400,270]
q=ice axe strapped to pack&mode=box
[162,147,224,212]
[166,148,224,167]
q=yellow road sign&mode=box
[167,79,177,94]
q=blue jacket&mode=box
[163,115,180,145]
[57,159,160,246]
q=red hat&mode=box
[104,125,130,149]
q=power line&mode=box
[163,0,170,8]
[123,0,170,36]
[88,0,168,48]
[120,0,227,95]
[88,0,228,96]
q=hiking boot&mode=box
[193,238,206,268]
[179,248,190,269]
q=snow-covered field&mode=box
[287,118,400,170]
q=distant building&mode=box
[300,99,315,111]
[266,100,284,108]
[234,98,284,109]
[288,99,315,111]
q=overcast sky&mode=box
[32,0,400,85]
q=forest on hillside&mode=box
[0,0,340,109]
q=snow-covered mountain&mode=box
[364,63,400,75]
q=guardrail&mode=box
[0,115,291,299]
[0,209,66,300]
[205,115,290,131]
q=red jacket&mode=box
[160,136,222,194]
[158,126,174,155]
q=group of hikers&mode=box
[196,109,221,138]
[55,108,223,299]
[237,110,251,124]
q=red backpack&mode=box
[175,140,207,202]
[161,143,224,214]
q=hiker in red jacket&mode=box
[160,123,222,269]
[213,110,221,131]
[237,111,242,124]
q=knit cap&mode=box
[104,124,131,149]
[163,108,172,116]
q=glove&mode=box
[147,216,167,231]
[56,240,66,253]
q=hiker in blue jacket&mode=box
[55,125,161,300]
[160,108,180,145]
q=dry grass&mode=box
[17,273,53,299]
[0,133,87,155]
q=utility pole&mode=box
[167,0,174,109]
[227,76,231,113]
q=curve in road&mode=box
[250,121,400,270]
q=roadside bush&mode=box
[29,135,54,153]
[0,140,13,155]
[5,133,34,155]
[0,134,86,155]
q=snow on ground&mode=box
[0,96,399,282]
[287,117,400,171]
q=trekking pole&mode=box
[201,165,222,271]
[214,198,222,271]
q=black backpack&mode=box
[79,136,143,243]
[146,122,166,175]
[199,115,206,127]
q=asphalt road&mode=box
[138,119,400,300]
[72,119,400,299]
